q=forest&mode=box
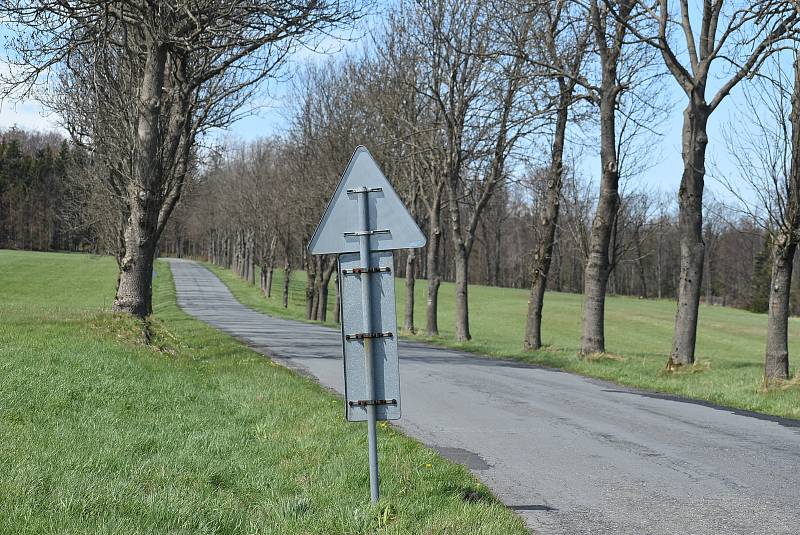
[0,0,798,384]
[0,128,88,251]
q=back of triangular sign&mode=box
[308,146,426,255]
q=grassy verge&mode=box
[206,261,800,420]
[0,250,526,534]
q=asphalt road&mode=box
[168,258,800,534]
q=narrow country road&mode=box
[167,259,800,535]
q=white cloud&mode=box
[0,100,62,133]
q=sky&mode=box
[0,5,783,210]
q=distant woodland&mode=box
[0,128,89,252]
[0,123,787,315]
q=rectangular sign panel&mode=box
[339,250,401,421]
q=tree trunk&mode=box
[283,258,291,309]
[425,186,443,337]
[524,193,561,350]
[317,275,328,321]
[404,249,416,333]
[452,247,470,341]
[765,240,795,382]
[246,232,255,285]
[114,240,157,318]
[635,228,648,298]
[445,60,517,341]
[266,266,274,298]
[446,167,471,341]
[209,233,216,264]
[552,237,563,292]
[669,99,710,367]
[765,57,800,382]
[240,232,246,278]
[656,223,663,299]
[233,233,239,275]
[265,235,277,298]
[112,45,167,318]
[524,82,569,350]
[317,256,336,322]
[307,256,318,320]
[313,256,326,320]
[492,222,502,286]
[233,232,241,276]
[333,271,341,324]
[580,65,620,356]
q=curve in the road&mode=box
[167,258,800,535]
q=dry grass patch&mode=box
[662,358,712,375]
[582,351,627,362]
[760,375,800,392]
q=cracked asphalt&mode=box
[167,258,800,534]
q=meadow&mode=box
[207,262,800,421]
[0,250,525,534]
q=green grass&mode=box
[207,262,800,421]
[0,250,526,534]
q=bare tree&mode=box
[405,0,489,340]
[580,0,639,355]
[722,54,800,382]
[409,0,536,341]
[620,0,799,367]
[520,0,591,350]
[364,27,430,333]
[404,193,420,333]
[0,0,356,319]
[766,215,799,371]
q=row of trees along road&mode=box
[161,0,800,386]
[3,0,800,385]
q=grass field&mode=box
[207,262,800,421]
[0,250,526,534]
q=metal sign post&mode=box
[353,185,380,502]
[308,146,426,504]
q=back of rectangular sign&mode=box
[339,251,401,421]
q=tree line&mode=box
[161,0,800,384]
[1,0,799,385]
[162,148,782,304]
[0,127,92,251]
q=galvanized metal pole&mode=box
[355,187,380,504]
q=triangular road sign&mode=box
[308,146,426,255]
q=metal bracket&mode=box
[342,266,391,275]
[345,331,394,341]
[349,399,398,407]
[343,229,390,237]
[347,187,383,194]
